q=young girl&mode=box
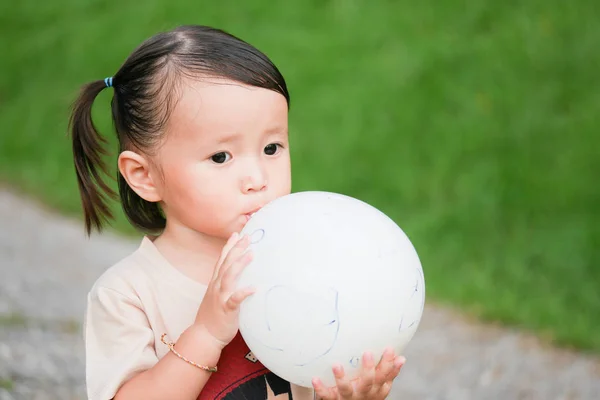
[70,25,406,400]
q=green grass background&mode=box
[1,1,599,352]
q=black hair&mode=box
[69,25,290,235]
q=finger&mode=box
[356,352,376,395]
[374,347,396,386]
[379,381,393,398]
[332,364,353,398]
[225,286,256,311]
[212,232,239,280]
[387,356,406,381]
[312,377,336,400]
[217,234,250,281]
[220,250,253,292]
[379,355,406,390]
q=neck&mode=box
[152,221,227,284]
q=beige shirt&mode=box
[84,237,313,400]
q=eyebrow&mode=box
[213,128,288,145]
[214,132,242,145]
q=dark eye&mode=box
[264,143,281,156]
[210,152,231,164]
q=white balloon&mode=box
[237,191,425,388]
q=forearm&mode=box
[291,383,315,399]
[114,325,222,400]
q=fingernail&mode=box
[395,356,406,367]
[311,378,322,390]
[365,352,373,363]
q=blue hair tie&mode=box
[104,77,113,88]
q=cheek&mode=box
[183,168,234,206]
[192,167,245,213]
[167,166,237,230]
[272,155,292,193]
[163,163,214,205]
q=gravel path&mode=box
[1,189,598,399]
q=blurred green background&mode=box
[0,1,598,352]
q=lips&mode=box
[244,206,263,221]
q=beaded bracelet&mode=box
[160,333,218,373]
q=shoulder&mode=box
[88,237,156,301]
[83,238,161,341]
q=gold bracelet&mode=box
[160,333,218,373]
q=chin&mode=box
[230,218,250,235]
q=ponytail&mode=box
[69,80,117,235]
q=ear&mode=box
[117,150,162,202]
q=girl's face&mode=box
[153,78,291,239]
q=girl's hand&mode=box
[193,232,255,349]
[312,348,406,400]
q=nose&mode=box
[241,159,268,193]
